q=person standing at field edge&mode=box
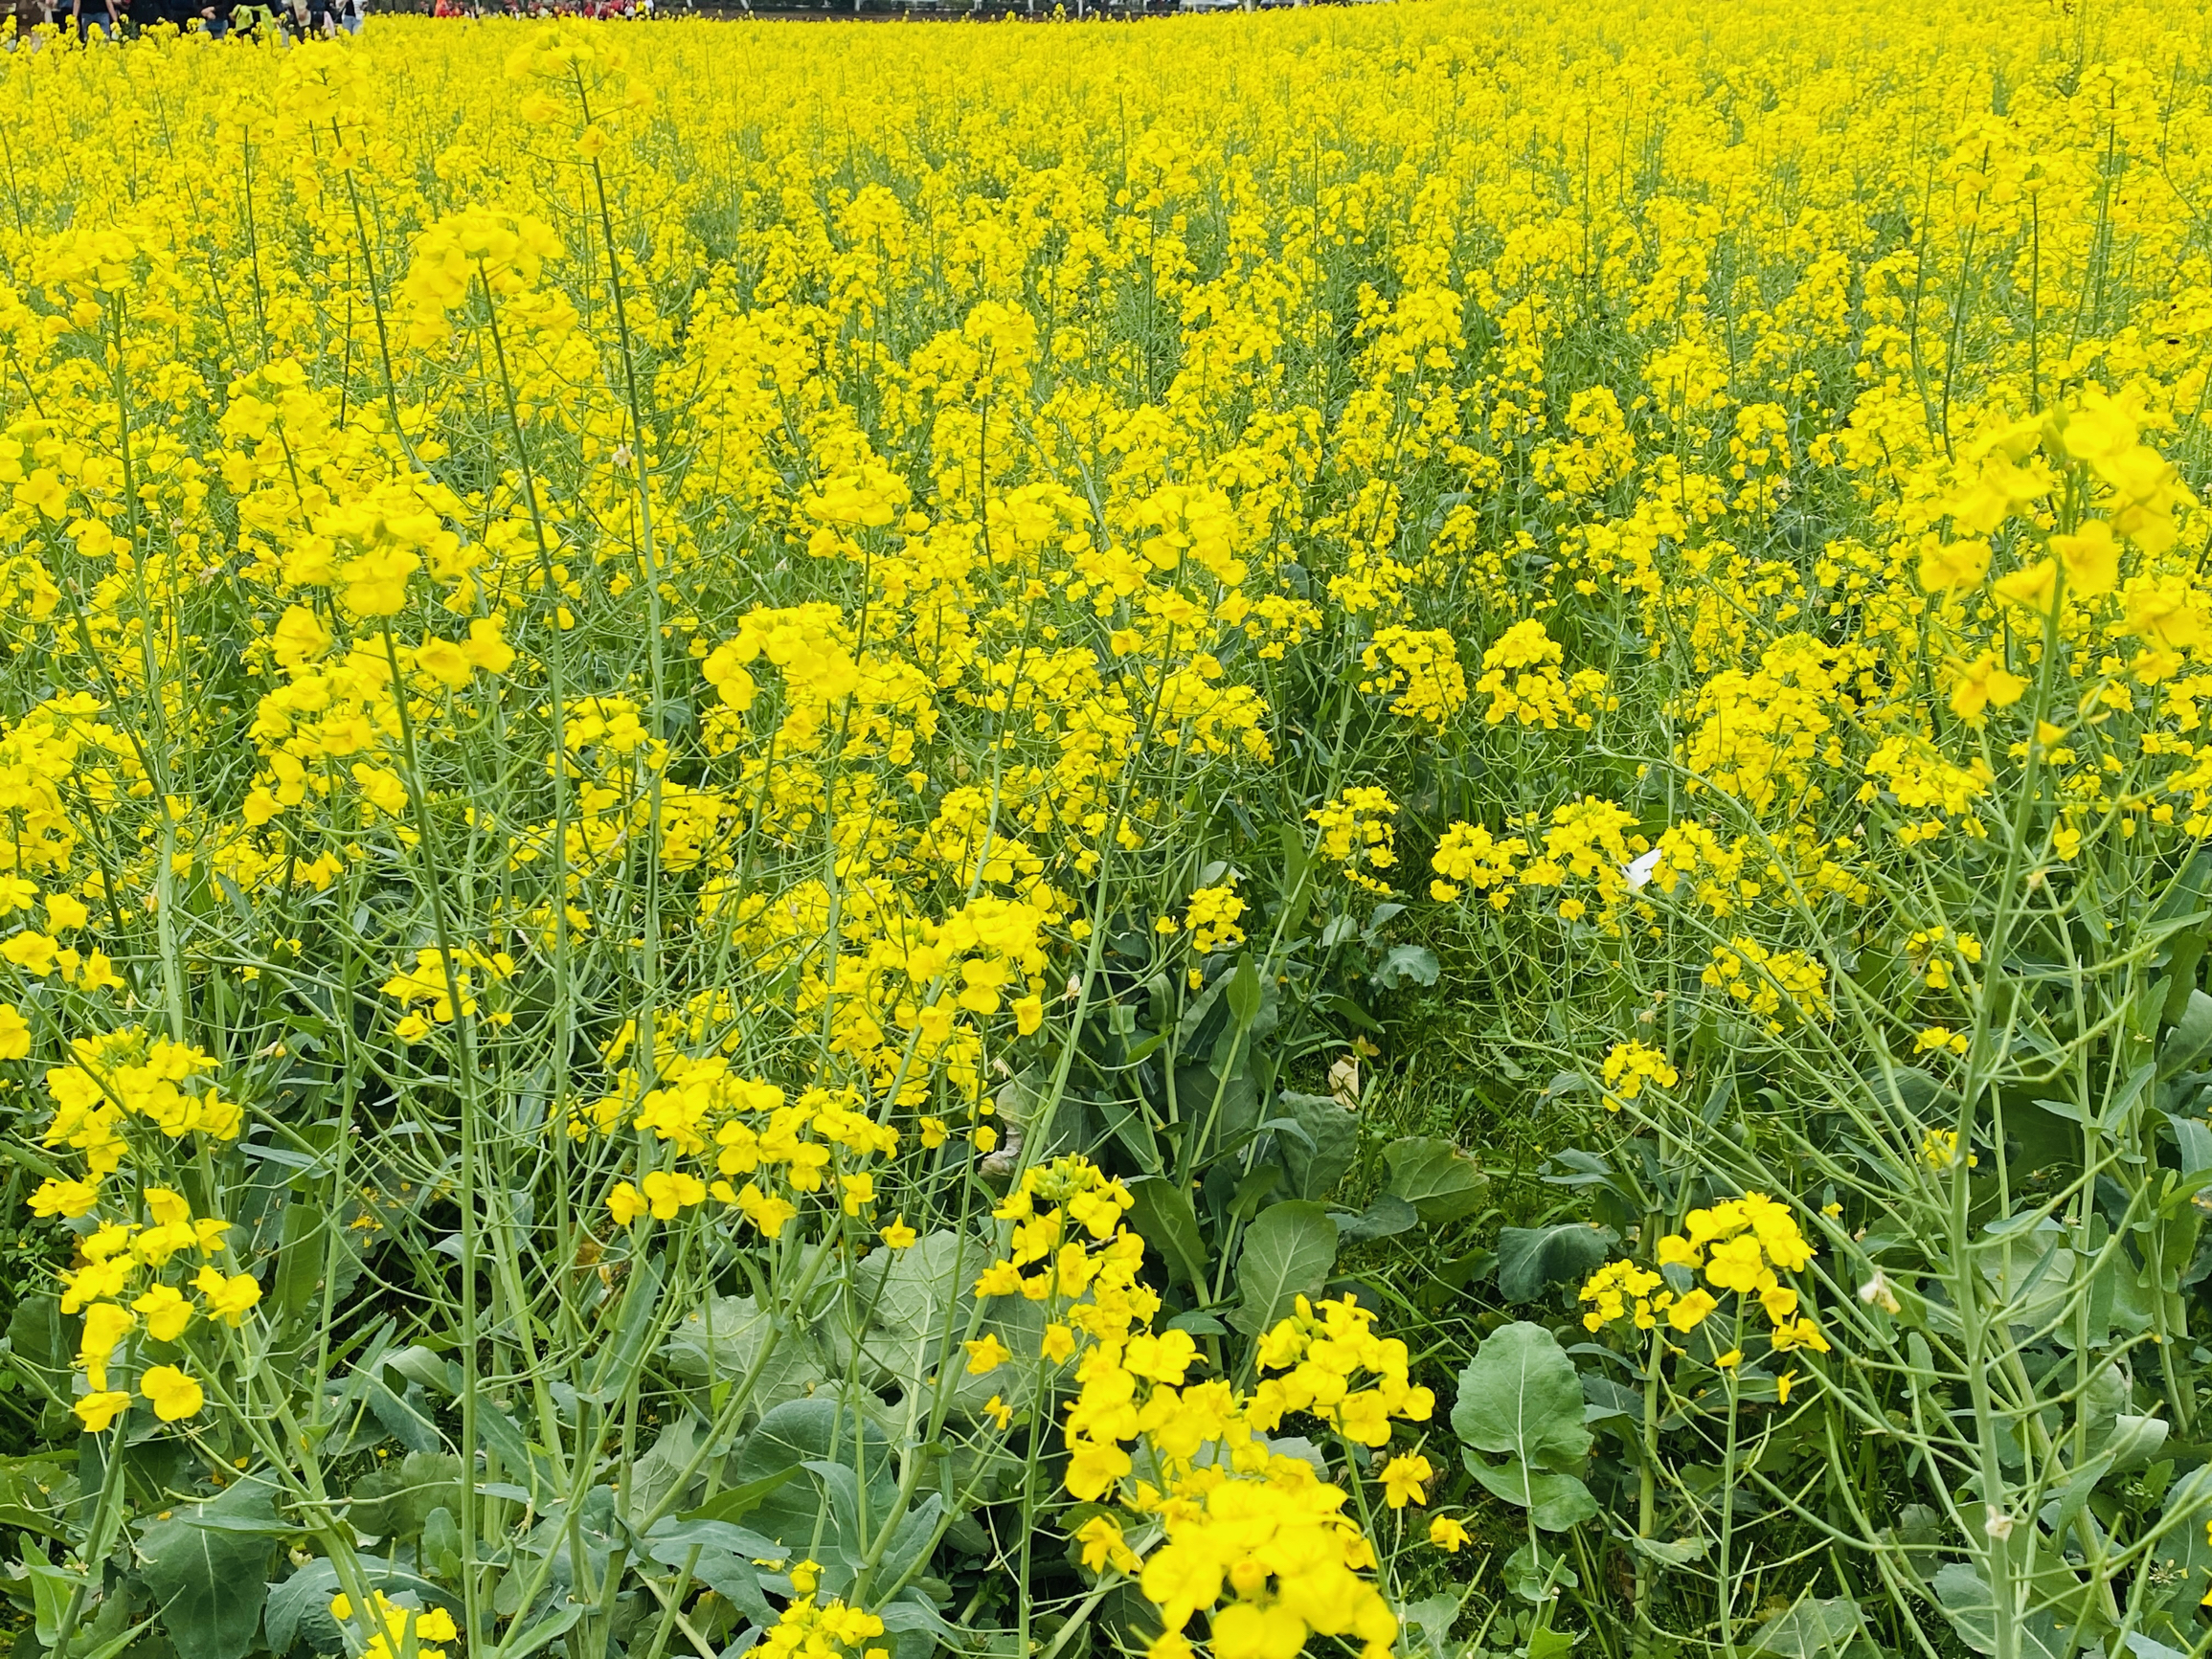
[71,0,118,39]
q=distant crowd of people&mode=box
[425,0,656,18]
[6,0,662,34]
[6,0,362,35]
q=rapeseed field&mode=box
[4,7,2212,1659]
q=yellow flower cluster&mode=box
[329,1596,460,1659]
[755,1589,888,1659]
[380,944,517,1038]
[1475,620,1610,731]
[1140,1456,1401,1659]
[1428,821,1528,907]
[1307,789,1399,895]
[1598,1040,1679,1108]
[968,1162,1425,1659]
[1701,937,1832,1032]
[1582,1193,1826,1355]
[56,1183,256,1431]
[1183,880,1248,957]
[42,1031,243,1176]
[1248,1293,1436,1447]
[1136,1296,1427,1659]
[1359,626,1468,728]
[593,1066,902,1240]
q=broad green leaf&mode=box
[381,1345,458,1397]
[1230,1201,1339,1335]
[76,1618,156,1659]
[1746,1597,1866,1659]
[731,1398,894,1549]
[268,1199,328,1333]
[6,1292,68,1399]
[421,1506,463,1581]
[1400,1593,1460,1659]
[629,1416,704,1521]
[1930,1563,2076,1659]
[503,1604,589,1659]
[1496,1222,1618,1304]
[2148,1466,2212,1625]
[264,1557,454,1654]
[680,1466,803,1527]
[346,1451,462,1540]
[590,1250,666,1393]
[1330,1195,1419,1243]
[1369,944,1439,992]
[1503,1540,1577,1604]
[1276,1091,1357,1201]
[1126,1176,1208,1293]
[643,1519,779,1624]
[1451,1321,1591,1470]
[2165,1110,2212,1179]
[1226,953,1263,1024]
[1384,1136,1488,1225]
[362,1375,441,1455]
[663,1293,825,1424]
[26,1559,85,1646]
[2163,988,2212,1078]
[137,1478,280,1659]
[0,1455,71,1540]
[1464,1456,1597,1530]
[1629,1536,1708,1566]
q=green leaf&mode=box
[6,1292,68,1401]
[1229,1201,1339,1335]
[1369,944,1439,992]
[1276,1091,1357,1201]
[2148,1466,2212,1624]
[501,1603,589,1659]
[730,1398,894,1550]
[843,1229,980,1388]
[1629,1536,1708,1566]
[1496,1222,1618,1304]
[0,1455,71,1540]
[138,1478,281,1659]
[1227,1162,1283,1222]
[646,1534,774,1626]
[2165,1111,2212,1178]
[1384,1137,1489,1226]
[2163,989,2212,1079]
[663,1294,825,1424]
[1226,954,1263,1025]
[421,1506,463,1581]
[1400,1593,1460,1659]
[1329,1195,1419,1243]
[267,1199,328,1334]
[1126,1176,1208,1293]
[1503,1539,1576,1603]
[1464,1456,1597,1530]
[1930,1563,2073,1659]
[1451,1321,1591,1470]
[77,1618,156,1659]
[265,1558,455,1654]
[1746,1597,1866,1659]
[26,1559,85,1646]
[680,1466,803,1527]
[347,1452,462,1540]
[628,1418,705,1523]
[590,1250,666,1393]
